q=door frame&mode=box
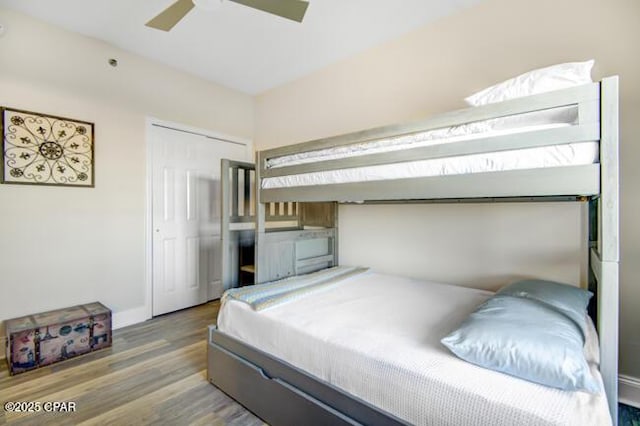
[145,116,252,319]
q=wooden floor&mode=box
[0,302,263,426]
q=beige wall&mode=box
[0,8,253,334]
[255,0,640,379]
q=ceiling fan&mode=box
[146,0,310,31]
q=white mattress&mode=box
[267,117,576,169]
[262,115,599,190]
[263,140,598,189]
[217,272,611,426]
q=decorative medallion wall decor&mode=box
[1,107,94,187]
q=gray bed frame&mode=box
[210,77,620,425]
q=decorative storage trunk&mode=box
[5,302,112,375]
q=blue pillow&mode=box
[497,279,592,336]
[441,295,600,393]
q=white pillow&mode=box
[465,60,595,106]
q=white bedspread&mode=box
[217,271,611,426]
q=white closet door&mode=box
[151,125,248,316]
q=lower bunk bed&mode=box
[208,267,611,426]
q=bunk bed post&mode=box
[254,151,267,284]
[332,202,339,267]
[244,167,251,216]
[221,159,232,291]
[221,159,257,290]
[597,75,620,424]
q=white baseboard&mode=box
[112,305,150,330]
[620,374,640,408]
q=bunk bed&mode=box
[208,75,619,425]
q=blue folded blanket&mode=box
[222,266,368,311]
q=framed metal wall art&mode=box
[1,107,94,187]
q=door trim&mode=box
[145,116,252,319]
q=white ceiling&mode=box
[0,0,482,94]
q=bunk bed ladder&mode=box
[221,159,256,290]
[222,158,337,288]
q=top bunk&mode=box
[257,76,619,204]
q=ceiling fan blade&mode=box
[229,0,309,22]
[146,0,196,31]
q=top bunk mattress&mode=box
[217,270,610,426]
[262,140,598,189]
[261,108,599,189]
